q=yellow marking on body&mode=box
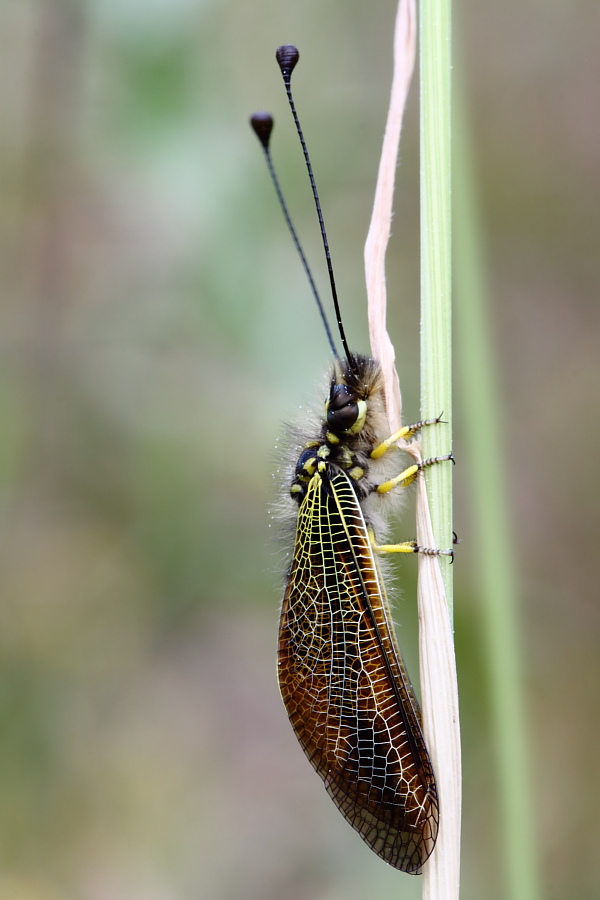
[326,431,339,444]
[348,466,364,481]
[376,464,419,494]
[346,399,367,434]
[317,445,330,459]
[338,445,353,468]
[302,458,317,476]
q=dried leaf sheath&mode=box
[279,465,439,873]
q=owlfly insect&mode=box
[250,44,452,874]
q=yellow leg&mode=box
[376,540,419,554]
[377,464,420,494]
[369,528,454,558]
[374,539,454,558]
[370,415,443,459]
[376,453,454,495]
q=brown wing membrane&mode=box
[279,467,438,873]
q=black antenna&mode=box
[250,111,339,359]
[274,44,354,368]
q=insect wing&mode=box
[279,466,439,873]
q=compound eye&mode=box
[326,385,359,432]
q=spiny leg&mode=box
[367,525,454,559]
[375,539,454,558]
[370,414,444,460]
[376,454,454,496]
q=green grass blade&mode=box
[453,74,541,900]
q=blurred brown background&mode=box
[1,1,598,898]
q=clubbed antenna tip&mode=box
[276,45,300,76]
[250,112,273,149]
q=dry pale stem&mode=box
[364,2,461,897]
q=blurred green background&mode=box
[1,1,599,898]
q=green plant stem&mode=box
[420,0,453,614]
